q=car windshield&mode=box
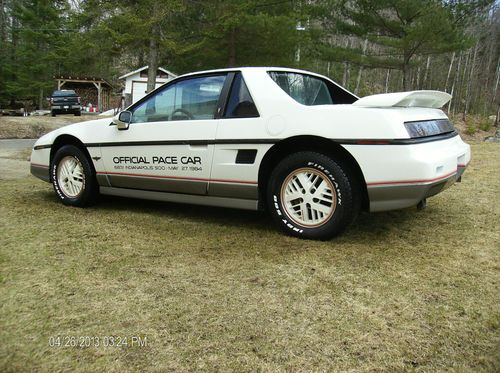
[52,90,77,97]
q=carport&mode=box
[54,76,113,112]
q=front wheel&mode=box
[267,152,360,240]
[51,145,98,207]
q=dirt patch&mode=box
[0,146,32,180]
[0,114,111,139]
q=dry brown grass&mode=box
[0,143,499,372]
[0,115,110,139]
[449,113,498,142]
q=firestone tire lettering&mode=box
[51,145,98,207]
[267,151,360,240]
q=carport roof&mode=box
[53,76,112,88]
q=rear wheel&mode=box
[51,110,56,117]
[267,151,360,240]
[51,145,98,207]
[74,110,81,116]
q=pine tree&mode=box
[4,0,70,108]
[315,0,490,90]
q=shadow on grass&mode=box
[35,188,418,243]
[37,189,274,232]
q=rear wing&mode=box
[352,90,451,109]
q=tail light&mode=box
[77,97,80,104]
[404,119,455,138]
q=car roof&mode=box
[178,66,326,79]
[175,67,358,99]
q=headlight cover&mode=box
[404,119,455,138]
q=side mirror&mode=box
[113,110,132,130]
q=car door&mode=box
[100,73,228,195]
[209,72,264,201]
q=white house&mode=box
[119,66,176,105]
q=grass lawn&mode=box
[0,115,110,139]
[0,143,498,372]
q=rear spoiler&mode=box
[352,90,452,109]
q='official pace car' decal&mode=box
[112,155,203,172]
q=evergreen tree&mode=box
[6,0,70,107]
[170,0,301,73]
[315,0,491,90]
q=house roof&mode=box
[119,66,177,80]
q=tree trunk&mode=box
[0,0,6,43]
[415,65,421,89]
[9,10,18,104]
[354,38,368,94]
[495,103,499,127]
[464,43,479,120]
[444,52,455,92]
[402,53,411,91]
[146,23,160,94]
[451,52,462,116]
[402,65,410,91]
[423,56,431,89]
[457,49,471,118]
[228,27,236,66]
[492,56,499,105]
[38,87,43,111]
[385,70,390,93]
[342,39,350,88]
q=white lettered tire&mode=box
[51,145,98,207]
[267,152,360,240]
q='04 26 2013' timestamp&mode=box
[48,335,148,348]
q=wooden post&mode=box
[98,82,101,112]
[92,81,102,112]
[57,79,66,90]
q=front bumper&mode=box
[30,163,50,182]
[30,145,51,183]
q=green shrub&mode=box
[465,123,477,135]
[478,118,492,131]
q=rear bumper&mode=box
[367,166,466,212]
[51,105,81,112]
[344,134,471,212]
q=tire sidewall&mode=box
[51,145,95,206]
[268,152,354,240]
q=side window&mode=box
[268,71,357,105]
[131,74,226,123]
[268,72,333,105]
[132,85,174,123]
[224,73,259,118]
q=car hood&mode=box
[34,117,112,147]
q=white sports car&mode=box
[31,67,471,239]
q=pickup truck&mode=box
[50,90,81,117]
